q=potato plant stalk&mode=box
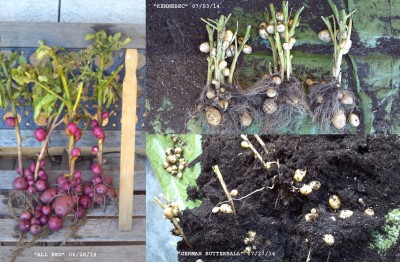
[228,25,251,84]
[212,165,236,214]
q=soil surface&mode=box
[146,0,400,134]
[177,135,400,261]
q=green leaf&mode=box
[37,50,48,61]
[38,75,48,83]
[113,32,122,41]
[18,55,27,65]
[33,94,57,119]
[147,134,202,209]
[85,33,95,41]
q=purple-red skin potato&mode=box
[35,179,48,192]
[74,129,82,141]
[40,188,57,204]
[66,123,78,136]
[83,184,94,195]
[24,168,32,178]
[94,194,105,205]
[35,206,42,211]
[20,211,32,220]
[27,186,36,195]
[26,173,34,181]
[40,160,46,169]
[48,215,63,231]
[75,205,87,219]
[102,175,113,186]
[29,224,42,235]
[79,195,93,209]
[28,180,34,186]
[101,111,109,119]
[19,220,30,232]
[61,181,71,192]
[92,127,105,140]
[107,187,117,199]
[91,146,99,154]
[53,195,77,217]
[38,170,48,180]
[75,177,82,185]
[30,217,40,226]
[91,176,102,185]
[90,119,99,127]
[34,128,46,142]
[75,185,83,194]
[29,162,36,173]
[71,148,81,158]
[56,175,68,187]
[33,210,42,219]
[74,170,82,178]
[91,164,102,175]
[40,215,49,225]
[5,117,16,127]
[95,184,108,195]
[13,177,28,190]
[42,205,52,216]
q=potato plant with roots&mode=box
[255,1,311,133]
[2,30,129,259]
[197,14,257,133]
[308,0,359,131]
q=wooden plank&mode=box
[0,245,146,262]
[0,22,145,48]
[0,195,145,217]
[0,218,145,242]
[119,49,138,231]
[0,130,145,148]
[0,171,145,191]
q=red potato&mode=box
[38,170,48,180]
[29,162,36,173]
[53,195,77,217]
[27,186,36,195]
[94,194,105,205]
[91,146,99,154]
[102,175,113,186]
[34,128,47,142]
[40,215,49,225]
[56,174,68,187]
[24,168,32,178]
[5,117,16,127]
[71,148,81,158]
[48,215,63,231]
[92,127,105,140]
[79,195,93,209]
[95,183,108,195]
[19,220,30,232]
[90,119,99,127]
[30,217,40,226]
[35,179,48,192]
[91,163,102,175]
[107,187,117,199]
[29,224,42,235]
[40,188,57,204]
[40,160,46,168]
[83,184,94,196]
[41,205,52,216]
[66,123,78,136]
[33,210,42,219]
[75,205,87,219]
[20,211,32,220]
[13,177,28,190]
[74,129,82,141]
[101,111,110,119]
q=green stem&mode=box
[228,25,251,84]
[49,51,70,101]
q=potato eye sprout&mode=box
[310,0,358,131]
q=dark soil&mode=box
[146,0,399,134]
[177,135,400,261]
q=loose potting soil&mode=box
[177,135,400,261]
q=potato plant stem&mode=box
[171,218,193,248]
[212,165,236,214]
[34,103,65,180]
[228,25,251,85]
[241,134,267,167]
[11,102,23,174]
